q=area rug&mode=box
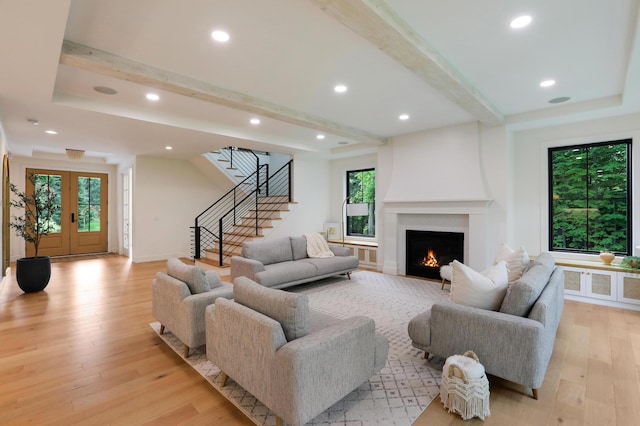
[150,271,449,425]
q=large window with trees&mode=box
[548,139,632,254]
[346,168,375,238]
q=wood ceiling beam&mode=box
[59,40,386,146]
[312,0,504,126]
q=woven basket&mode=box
[440,350,490,420]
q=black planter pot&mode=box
[16,256,51,293]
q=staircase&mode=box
[192,154,294,266]
[203,147,268,185]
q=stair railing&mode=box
[215,147,261,181]
[192,159,293,266]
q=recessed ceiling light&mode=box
[540,79,556,88]
[165,146,173,150]
[250,118,261,125]
[94,86,117,95]
[45,130,58,135]
[316,134,325,140]
[399,114,410,120]
[211,30,230,42]
[334,85,347,93]
[510,15,532,29]
[549,96,570,104]
[146,93,160,101]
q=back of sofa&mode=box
[242,237,294,265]
[499,252,556,317]
[241,236,310,265]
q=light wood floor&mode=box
[1,255,639,425]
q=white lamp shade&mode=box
[346,203,368,216]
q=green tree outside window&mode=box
[549,140,631,254]
[346,168,375,237]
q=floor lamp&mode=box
[342,199,369,246]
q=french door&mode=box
[25,169,108,257]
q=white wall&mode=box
[8,155,118,261]
[266,153,331,238]
[375,121,509,271]
[513,112,640,259]
[131,155,228,262]
[384,122,490,202]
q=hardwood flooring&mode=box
[1,255,639,425]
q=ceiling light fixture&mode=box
[165,146,173,150]
[45,130,58,135]
[66,149,84,160]
[316,134,325,140]
[211,30,230,42]
[334,85,347,93]
[250,118,261,125]
[540,79,556,88]
[399,114,410,120]
[510,15,532,29]
[146,93,160,101]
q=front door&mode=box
[26,169,108,257]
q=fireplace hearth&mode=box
[406,230,464,280]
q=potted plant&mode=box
[9,172,60,292]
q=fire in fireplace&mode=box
[406,230,464,280]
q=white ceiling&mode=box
[0,0,638,164]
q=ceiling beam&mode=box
[59,40,386,146]
[312,0,504,126]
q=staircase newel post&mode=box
[194,222,201,259]
[288,160,293,202]
[265,164,270,196]
[233,189,237,225]
[218,218,224,267]
[255,189,259,235]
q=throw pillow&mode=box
[450,260,509,311]
[494,243,530,283]
[205,270,223,289]
[166,257,210,294]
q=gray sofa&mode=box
[408,252,564,399]
[206,277,388,426]
[230,236,359,289]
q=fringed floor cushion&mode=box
[440,350,491,420]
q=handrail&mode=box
[214,147,260,182]
[192,158,293,265]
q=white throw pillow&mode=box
[494,243,530,283]
[450,260,509,311]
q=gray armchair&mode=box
[206,277,388,426]
[152,258,233,357]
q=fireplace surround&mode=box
[382,200,493,275]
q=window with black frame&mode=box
[346,168,375,238]
[548,139,632,255]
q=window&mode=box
[346,168,375,237]
[548,139,632,254]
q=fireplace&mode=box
[406,230,464,280]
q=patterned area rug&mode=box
[151,271,449,425]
